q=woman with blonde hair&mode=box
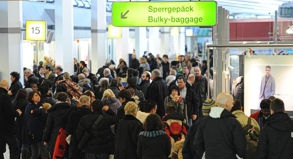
[114,101,142,159]
[102,89,120,114]
[139,57,150,73]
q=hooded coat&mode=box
[257,112,293,159]
[146,77,169,118]
[42,102,71,152]
[194,107,247,159]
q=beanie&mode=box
[202,99,218,116]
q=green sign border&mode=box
[112,1,218,27]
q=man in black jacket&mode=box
[0,80,22,159]
[96,62,115,81]
[76,100,118,158]
[194,93,246,159]
[257,98,293,159]
[44,65,56,88]
[146,69,168,118]
[130,53,140,70]
[43,92,71,156]
[177,76,199,126]
[24,69,39,88]
[139,72,151,97]
[52,65,64,93]
[126,77,144,103]
[193,66,208,117]
[161,55,170,80]
[66,95,91,159]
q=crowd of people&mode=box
[1,52,293,159]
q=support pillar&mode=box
[212,7,230,97]
[55,0,74,74]
[135,28,147,58]
[160,27,170,56]
[91,0,107,73]
[116,28,130,65]
[149,27,160,55]
[0,1,23,83]
[179,27,186,55]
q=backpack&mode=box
[242,117,259,159]
[164,119,188,143]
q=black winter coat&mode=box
[233,77,244,107]
[65,106,91,158]
[185,85,200,119]
[137,130,171,159]
[12,98,29,142]
[9,80,23,100]
[23,103,47,145]
[131,58,140,70]
[0,88,19,135]
[96,66,115,81]
[139,80,150,97]
[194,107,246,159]
[182,116,204,159]
[24,74,39,88]
[43,102,71,152]
[193,76,208,108]
[161,62,170,80]
[114,115,142,159]
[126,85,145,102]
[76,110,119,154]
[116,67,128,78]
[257,112,293,159]
[146,77,169,117]
[109,86,120,98]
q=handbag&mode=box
[78,115,103,149]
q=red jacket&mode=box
[250,111,260,121]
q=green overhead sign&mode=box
[112,1,217,27]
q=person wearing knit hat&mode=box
[202,99,218,116]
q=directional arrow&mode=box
[121,10,129,19]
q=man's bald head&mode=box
[0,80,9,90]
[216,92,234,111]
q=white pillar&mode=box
[185,36,192,53]
[160,27,170,56]
[91,0,107,73]
[179,27,186,55]
[135,28,147,58]
[149,27,160,55]
[171,27,179,58]
[55,0,74,74]
[0,1,23,83]
[116,28,130,65]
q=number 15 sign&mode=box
[26,20,47,41]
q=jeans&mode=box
[30,142,50,159]
[85,153,109,159]
[0,135,20,159]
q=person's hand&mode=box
[102,105,109,111]
[8,91,12,96]
[17,109,22,116]
[192,114,197,120]
[30,110,34,114]
[44,142,47,146]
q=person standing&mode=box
[259,66,275,100]
[66,95,91,159]
[146,69,169,118]
[76,100,118,159]
[0,80,22,159]
[130,53,140,70]
[194,93,246,159]
[114,102,142,159]
[8,72,23,100]
[257,98,293,159]
[193,66,208,118]
[43,92,71,156]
